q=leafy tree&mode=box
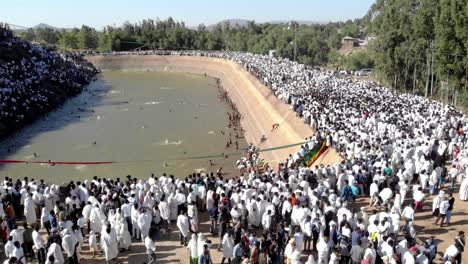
[78,25,98,49]
[98,33,113,51]
[342,51,374,70]
[19,29,35,41]
[35,28,59,44]
[59,32,79,49]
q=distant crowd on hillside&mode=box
[0,25,98,135]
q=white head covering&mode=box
[306,255,316,264]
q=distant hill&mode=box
[33,23,74,32]
[10,23,74,33]
[205,19,326,30]
[33,23,58,30]
[268,20,327,26]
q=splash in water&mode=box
[144,101,162,105]
[158,138,183,145]
[75,165,88,171]
[160,87,174,90]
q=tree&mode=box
[78,25,98,49]
[19,28,35,41]
[36,28,59,44]
[434,0,466,103]
[206,32,224,50]
[98,33,113,51]
[342,51,374,70]
[59,32,79,49]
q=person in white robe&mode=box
[306,255,317,264]
[187,233,198,264]
[89,205,104,234]
[62,230,78,264]
[459,175,468,201]
[284,238,296,263]
[46,243,64,264]
[197,233,205,257]
[101,225,119,263]
[168,193,178,221]
[138,209,153,241]
[290,248,302,264]
[118,218,132,250]
[391,192,402,214]
[187,202,199,232]
[364,243,377,264]
[177,211,190,246]
[262,210,273,231]
[88,230,99,257]
[4,237,15,259]
[247,200,261,227]
[33,225,47,264]
[443,244,459,262]
[379,188,393,207]
[206,189,215,211]
[131,204,141,240]
[402,247,417,264]
[81,202,92,226]
[221,232,234,264]
[74,226,84,261]
[145,236,157,264]
[432,190,444,217]
[159,199,171,225]
[12,241,25,264]
[24,194,37,225]
[40,207,52,234]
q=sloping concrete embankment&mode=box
[85,55,341,167]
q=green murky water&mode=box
[0,71,243,184]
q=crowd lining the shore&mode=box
[0,26,98,133]
[0,47,467,264]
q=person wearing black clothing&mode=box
[277,224,288,255]
[446,193,455,226]
[208,206,218,235]
[455,231,465,264]
[259,233,271,264]
[69,204,80,226]
[268,239,280,264]
[217,205,230,250]
[47,229,62,248]
[22,223,34,258]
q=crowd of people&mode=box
[0,46,466,264]
[0,25,98,134]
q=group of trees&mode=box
[16,0,466,109]
[367,0,467,107]
[20,25,99,50]
[18,17,363,67]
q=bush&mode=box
[342,50,374,70]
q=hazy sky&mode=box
[3,0,375,29]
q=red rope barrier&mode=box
[0,160,115,165]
